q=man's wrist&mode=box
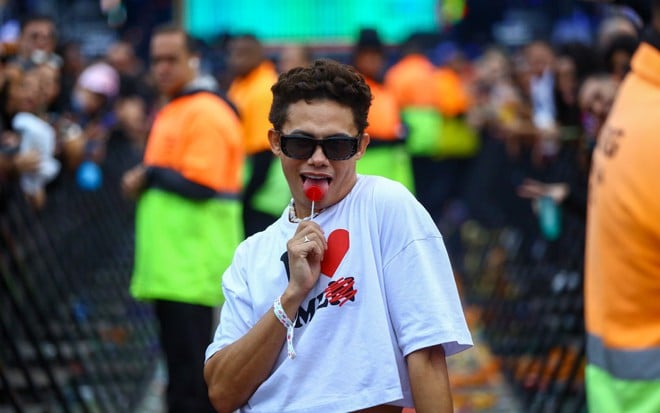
[280,287,306,319]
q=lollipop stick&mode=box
[304,185,323,220]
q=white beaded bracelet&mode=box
[273,296,296,359]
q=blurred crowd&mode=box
[0,4,641,246]
[0,13,152,209]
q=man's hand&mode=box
[121,164,147,199]
[517,178,570,204]
[283,220,327,312]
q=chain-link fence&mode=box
[0,138,158,413]
[457,135,588,413]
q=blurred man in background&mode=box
[121,25,244,413]
[8,14,61,71]
[226,34,286,237]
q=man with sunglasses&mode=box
[204,58,472,413]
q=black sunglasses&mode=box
[278,131,360,161]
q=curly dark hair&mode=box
[268,58,372,133]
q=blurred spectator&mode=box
[524,40,559,151]
[385,33,437,109]
[8,14,61,71]
[351,28,413,192]
[554,55,579,124]
[71,61,119,162]
[384,33,441,217]
[597,14,639,49]
[276,43,313,74]
[107,40,142,78]
[111,93,148,150]
[516,71,619,226]
[578,73,619,150]
[105,40,151,149]
[36,62,61,114]
[226,34,285,236]
[106,39,154,101]
[76,61,120,109]
[434,41,476,87]
[552,50,583,135]
[489,45,556,166]
[121,24,244,413]
[0,75,40,189]
[434,67,476,186]
[462,45,542,233]
[385,32,476,224]
[466,46,520,135]
[601,33,640,80]
[2,67,60,208]
[557,40,604,82]
[56,40,86,111]
[32,59,87,172]
[428,43,478,255]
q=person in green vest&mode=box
[121,25,244,413]
[352,28,415,193]
[227,34,289,236]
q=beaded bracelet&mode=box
[273,296,296,359]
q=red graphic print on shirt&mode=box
[325,277,357,306]
[321,229,349,277]
[278,229,358,327]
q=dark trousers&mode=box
[411,155,469,223]
[154,300,216,413]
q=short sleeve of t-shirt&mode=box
[383,236,473,357]
[372,177,473,357]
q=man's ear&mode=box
[354,133,370,160]
[268,129,282,156]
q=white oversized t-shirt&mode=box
[206,175,473,413]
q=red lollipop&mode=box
[303,180,327,218]
[305,185,324,202]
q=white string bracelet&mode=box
[273,296,296,359]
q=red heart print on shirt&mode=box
[321,229,349,277]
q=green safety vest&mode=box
[130,189,243,307]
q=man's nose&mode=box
[308,144,328,164]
